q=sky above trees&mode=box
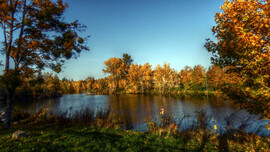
[0,0,224,80]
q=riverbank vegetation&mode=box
[89,54,240,96]
[1,55,234,103]
[0,109,269,152]
[0,56,238,100]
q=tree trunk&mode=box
[5,89,14,128]
[5,52,9,70]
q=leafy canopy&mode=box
[205,0,270,125]
[0,0,89,74]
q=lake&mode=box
[14,94,270,135]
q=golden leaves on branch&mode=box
[206,0,270,122]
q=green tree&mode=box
[122,53,133,67]
[122,53,133,75]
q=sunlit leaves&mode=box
[126,63,141,93]
[179,65,206,91]
[0,0,89,73]
[153,63,179,93]
[207,65,242,91]
[205,0,270,122]
[126,63,153,93]
[103,57,126,93]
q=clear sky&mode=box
[0,0,224,80]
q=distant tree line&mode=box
[0,54,242,101]
[86,54,241,95]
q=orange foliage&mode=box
[206,0,270,122]
[103,57,126,93]
[154,63,179,93]
[0,0,88,72]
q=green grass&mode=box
[0,124,270,152]
[0,126,184,152]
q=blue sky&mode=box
[1,0,224,80]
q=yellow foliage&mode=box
[206,0,270,122]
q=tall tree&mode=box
[153,63,177,93]
[122,53,133,75]
[190,65,206,91]
[126,63,153,94]
[122,53,133,67]
[0,0,89,128]
[103,57,125,93]
[179,66,192,90]
[126,63,140,93]
[139,63,153,93]
[205,0,270,127]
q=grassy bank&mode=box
[90,90,225,99]
[1,125,270,152]
[0,110,269,152]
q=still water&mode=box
[15,94,270,135]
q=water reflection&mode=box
[14,94,270,135]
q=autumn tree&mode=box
[103,57,126,93]
[207,65,243,92]
[43,73,61,97]
[67,80,75,94]
[60,77,70,94]
[205,0,270,125]
[139,63,153,93]
[153,64,164,93]
[72,80,86,94]
[92,78,108,94]
[190,65,206,91]
[0,0,88,128]
[85,77,95,93]
[122,53,133,73]
[207,65,224,91]
[126,63,141,93]
[153,63,178,93]
[179,66,192,90]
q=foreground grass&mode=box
[0,126,184,152]
[0,109,269,152]
[0,124,270,152]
